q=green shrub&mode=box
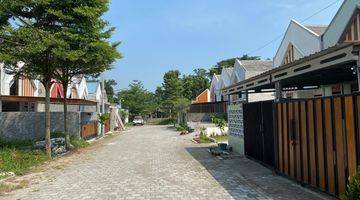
[342,168,360,200]
[0,140,33,149]
[51,131,65,138]
[199,133,213,143]
[152,118,176,125]
[70,137,89,149]
[211,114,227,134]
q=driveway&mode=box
[3,125,333,200]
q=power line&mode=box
[247,0,342,55]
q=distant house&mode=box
[87,81,108,113]
[229,59,273,103]
[192,89,211,104]
[210,75,222,102]
[67,76,88,100]
[219,67,233,101]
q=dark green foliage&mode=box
[98,113,110,125]
[118,80,156,116]
[0,140,33,149]
[104,79,118,104]
[182,69,210,100]
[151,118,176,125]
[211,114,227,134]
[162,70,183,100]
[343,168,360,200]
[0,0,120,158]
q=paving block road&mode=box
[3,125,334,200]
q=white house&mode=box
[210,75,222,102]
[219,67,233,101]
[67,76,88,99]
[87,81,109,113]
[273,20,326,68]
[230,59,273,103]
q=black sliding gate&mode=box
[243,100,275,167]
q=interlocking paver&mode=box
[3,125,333,200]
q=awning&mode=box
[222,42,360,95]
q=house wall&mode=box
[194,90,210,103]
[0,112,82,141]
[273,20,322,68]
[323,0,360,49]
[36,103,97,113]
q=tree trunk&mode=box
[44,81,52,159]
[62,86,72,150]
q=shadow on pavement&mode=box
[185,146,334,200]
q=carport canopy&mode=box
[222,42,360,96]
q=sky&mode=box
[103,0,343,92]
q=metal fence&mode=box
[243,100,275,168]
[188,101,227,113]
[275,93,360,197]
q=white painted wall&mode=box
[273,20,322,68]
[210,75,222,102]
[323,0,360,49]
[220,68,232,87]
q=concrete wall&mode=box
[187,113,216,122]
[229,135,244,155]
[0,112,82,141]
[36,103,97,113]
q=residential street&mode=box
[4,126,333,200]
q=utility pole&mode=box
[101,74,105,136]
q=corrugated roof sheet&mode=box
[306,25,328,36]
[240,60,273,72]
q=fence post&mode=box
[275,82,283,102]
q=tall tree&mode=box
[50,0,121,149]
[118,80,155,117]
[182,68,210,100]
[162,70,183,100]
[0,0,66,158]
[104,79,118,104]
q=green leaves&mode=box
[118,80,156,116]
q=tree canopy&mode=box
[118,80,155,117]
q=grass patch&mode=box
[211,134,228,142]
[199,133,213,144]
[70,137,89,149]
[0,140,33,149]
[125,123,134,127]
[0,148,47,176]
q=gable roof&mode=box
[322,0,360,48]
[273,20,323,68]
[239,60,272,72]
[305,25,328,36]
[220,67,233,87]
